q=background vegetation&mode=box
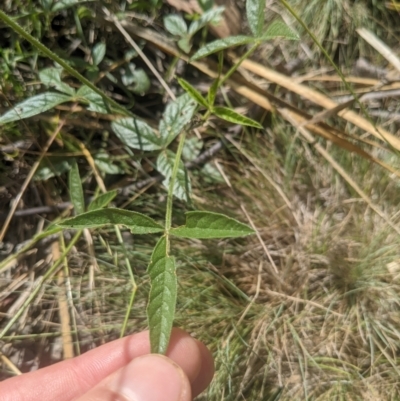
[1,0,400,399]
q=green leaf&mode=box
[213,106,262,128]
[177,36,192,53]
[88,190,118,211]
[77,85,108,114]
[171,211,255,238]
[208,77,219,106]
[92,42,106,66]
[34,157,72,181]
[246,0,265,37]
[94,151,123,175]
[159,94,197,145]
[41,0,53,11]
[261,20,299,41]
[112,118,162,151]
[51,0,95,11]
[182,137,203,161]
[157,150,191,202]
[68,160,85,215]
[147,236,177,354]
[198,0,213,11]
[121,65,151,95]
[0,92,72,124]
[58,208,164,234]
[188,6,225,35]
[39,67,75,96]
[177,78,208,109]
[164,14,187,36]
[202,162,224,182]
[190,36,255,60]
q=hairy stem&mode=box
[165,131,187,245]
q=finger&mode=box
[76,354,191,401]
[191,339,215,397]
[0,328,213,401]
[165,329,215,396]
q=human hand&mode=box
[0,328,214,401]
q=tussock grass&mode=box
[184,124,400,400]
[262,0,399,66]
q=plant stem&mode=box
[219,42,259,87]
[165,131,187,238]
[0,10,129,116]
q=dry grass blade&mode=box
[281,107,400,236]
[213,161,280,275]
[0,353,21,376]
[298,75,381,85]
[103,7,176,100]
[301,98,357,126]
[238,57,400,150]
[54,242,74,359]
[357,28,400,74]
[226,136,299,225]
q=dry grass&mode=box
[1,1,400,400]
[185,122,400,400]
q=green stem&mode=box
[165,131,187,236]
[0,10,129,116]
[0,230,82,339]
[219,42,259,87]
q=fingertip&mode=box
[77,354,192,401]
[192,339,215,397]
[167,329,214,397]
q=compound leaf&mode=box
[171,211,255,238]
[147,236,177,354]
[112,118,162,151]
[58,208,164,234]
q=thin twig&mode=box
[102,7,176,100]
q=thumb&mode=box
[76,354,192,401]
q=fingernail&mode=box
[110,354,188,401]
